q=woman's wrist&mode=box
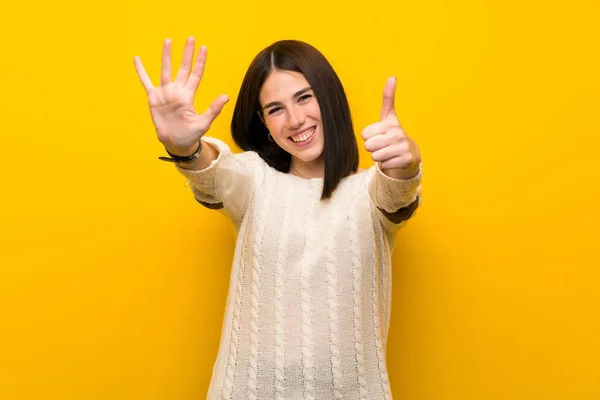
[164,141,201,157]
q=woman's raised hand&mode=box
[362,77,421,179]
[134,37,229,154]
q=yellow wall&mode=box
[1,0,599,398]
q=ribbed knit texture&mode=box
[175,137,422,400]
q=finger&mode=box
[133,56,154,94]
[371,141,410,162]
[161,38,173,86]
[380,76,397,121]
[364,131,397,153]
[361,120,392,141]
[380,153,413,170]
[174,37,196,84]
[197,94,230,132]
[186,45,208,93]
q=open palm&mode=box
[134,37,229,152]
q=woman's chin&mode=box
[291,148,324,164]
[288,141,324,164]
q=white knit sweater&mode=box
[175,137,422,400]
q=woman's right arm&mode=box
[134,38,260,221]
[173,136,261,222]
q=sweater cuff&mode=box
[369,162,423,213]
[173,136,231,180]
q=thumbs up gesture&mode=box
[362,77,421,180]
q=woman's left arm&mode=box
[364,77,423,224]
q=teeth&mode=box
[291,127,315,143]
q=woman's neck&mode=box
[289,156,325,179]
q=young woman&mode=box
[134,37,422,399]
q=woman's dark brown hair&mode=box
[231,40,359,200]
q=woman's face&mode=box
[258,70,324,164]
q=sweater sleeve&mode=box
[173,136,263,223]
[367,162,423,233]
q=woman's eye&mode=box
[299,94,312,102]
[268,107,282,115]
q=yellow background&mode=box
[1,0,599,398]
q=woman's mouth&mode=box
[289,126,316,143]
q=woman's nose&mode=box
[286,106,306,130]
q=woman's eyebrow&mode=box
[262,87,313,110]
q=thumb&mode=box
[380,76,397,121]
[201,94,229,127]
[194,94,229,135]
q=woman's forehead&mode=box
[260,70,310,101]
